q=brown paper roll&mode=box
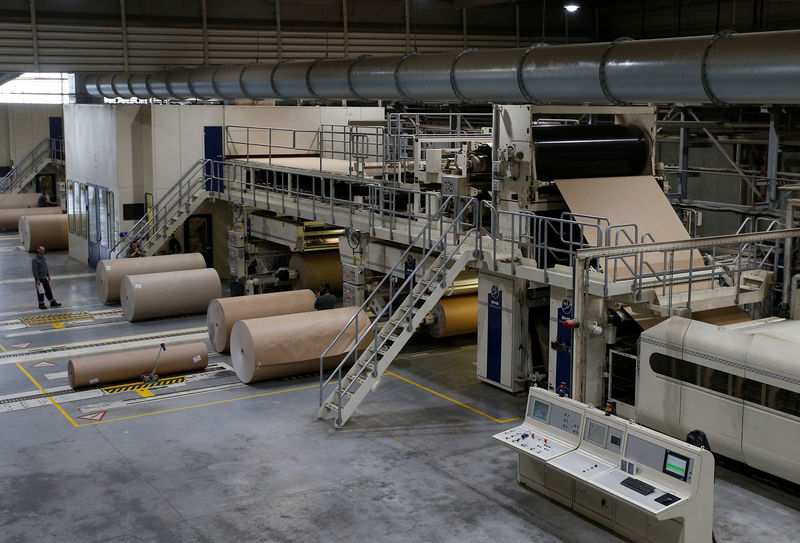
[96,253,207,304]
[0,193,41,209]
[207,289,317,353]
[427,295,478,338]
[230,306,370,383]
[68,342,209,388]
[121,268,222,322]
[289,251,343,292]
[0,207,61,230]
[18,214,69,251]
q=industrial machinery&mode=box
[494,386,715,543]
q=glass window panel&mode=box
[87,185,97,242]
[107,191,115,246]
[66,180,74,234]
[79,184,87,238]
[97,187,108,247]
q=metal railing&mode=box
[110,159,210,257]
[318,195,481,419]
[0,137,64,193]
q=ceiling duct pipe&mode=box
[83,30,800,106]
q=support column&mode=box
[276,0,282,61]
[200,0,209,66]
[29,0,38,71]
[342,0,349,56]
[120,0,130,71]
[405,0,411,52]
[767,108,780,204]
[462,8,468,49]
[678,108,689,199]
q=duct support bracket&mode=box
[598,38,633,106]
[701,30,736,107]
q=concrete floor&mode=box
[0,233,798,543]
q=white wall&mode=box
[0,106,9,167]
[7,104,62,164]
[63,104,117,262]
[115,105,152,233]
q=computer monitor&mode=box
[662,450,690,481]
[531,400,550,423]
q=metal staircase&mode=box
[110,159,214,258]
[0,137,64,194]
[318,196,481,428]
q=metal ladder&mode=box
[318,196,480,428]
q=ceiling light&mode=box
[564,4,580,13]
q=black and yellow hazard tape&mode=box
[21,311,93,326]
[102,375,186,394]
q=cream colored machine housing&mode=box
[494,387,715,543]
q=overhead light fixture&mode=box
[564,3,580,13]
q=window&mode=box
[97,187,108,247]
[0,73,71,104]
[87,185,97,242]
[107,192,115,245]
[649,352,800,417]
[79,184,88,238]
[67,180,75,234]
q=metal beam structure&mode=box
[84,29,800,106]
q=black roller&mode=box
[532,124,649,180]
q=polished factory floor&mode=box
[0,235,798,543]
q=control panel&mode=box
[493,387,715,543]
[494,425,572,461]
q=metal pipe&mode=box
[84,29,800,106]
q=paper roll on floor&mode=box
[289,251,343,292]
[207,289,317,353]
[230,306,370,383]
[427,295,478,338]
[68,342,208,388]
[0,193,41,209]
[121,268,222,322]
[0,207,61,230]
[96,253,207,303]
[18,213,68,251]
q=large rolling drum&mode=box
[96,253,207,304]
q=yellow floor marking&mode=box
[136,389,155,397]
[385,371,522,424]
[16,362,80,428]
[51,323,64,329]
[15,359,328,427]
[0,342,6,352]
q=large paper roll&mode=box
[289,251,343,292]
[427,295,478,338]
[207,289,317,353]
[68,342,208,388]
[96,253,206,304]
[121,268,222,322]
[0,207,61,230]
[0,193,41,209]
[18,214,68,251]
[230,306,370,383]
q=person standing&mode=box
[125,241,145,258]
[37,192,58,207]
[32,246,61,310]
[314,283,336,310]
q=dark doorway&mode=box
[49,116,64,160]
[204,125,224,192]
[184,214,213,268]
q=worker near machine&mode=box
[125,241,145,258]
[32,246,61,310]
[315,283,336,310]
[168,235,182,254]
[37,192,58,207]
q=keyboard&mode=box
[620,476,655,495]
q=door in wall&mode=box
[49,116,64,160]
[184,214,213,268]
[204,126,224,192]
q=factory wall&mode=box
[1,103,62,167]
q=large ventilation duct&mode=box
[84,30,800,106]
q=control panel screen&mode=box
[663,451,690,481]
[531,400,550,423]
[585,420,607,446]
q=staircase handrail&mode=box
[110,159,209,257]
[0,137,64,193]
[319,195,480,408]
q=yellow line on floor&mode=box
[136,389,155,397]
[385,371,521,424]
[0,342,6,352]
[75,383,323,427]
[16,362,80,428]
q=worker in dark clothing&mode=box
[168,235,182,254]
[37,192,58,207]
[125,241,145,258]
[314,283,336,310]
[32,246,61,310]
